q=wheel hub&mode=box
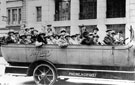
[41,73,46,77]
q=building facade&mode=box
[4,0,135,42]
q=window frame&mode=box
[36,6,42,22]
[55,0,71,21]
[79,0,97,20]
[106,0,126,18]
[7,7,22,25]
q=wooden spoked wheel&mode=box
[33,64,56,85]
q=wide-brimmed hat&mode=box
[20,35,26,39]
[30,27,34,29]
[71,35,76,38]
[53,34,60,38]
[47,24,52,27]
[93,27,99,31]
[93,35,99,38]
[24,27,29,30]
[119,31,123,34]
[79,24,85,28]
[60,28,66,33]
[8,30,15,35]
[32,29,38,32]
[59,32,66,36]
[111,30,116,34]
[106,29,112,32]
[39,32,45,36]
[65,34,70,37]
[89,32,94,36]
[14,31,19,34]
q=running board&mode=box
[5,66,28,74]
[57,68,135,74]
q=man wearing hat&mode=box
[79,24,87,38]
[103,29,116,45]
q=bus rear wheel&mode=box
[33,64,57,85]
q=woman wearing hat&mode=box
[93,27,99,36]
[5,31,16,44]
[57,32,68,48]
[19,35,27,44]
[93,35,101,45]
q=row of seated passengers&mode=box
[3,28,125,46]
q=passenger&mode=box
[93,35,101,45]
[93,27,99,36]
[65,34,72,44]
[46,25,55,36]
[75,34,82,44]
[14,31,20,43]
[114,31,125,45]
[47,35,55,44]
[53,34,59,44]
[19,35,27,44]
[103,30,115,45]
[29,27,34,32]
[80,25,87,38]
[37,33,47,44]
[89,33,94,39]
[70,35,78,44]
[5,30,16,44]
[31,29,39,43]
[25,34,32,44]
[60,28,68,35]
[81,32,94,45]
[24,27,30,35]
[57,32,68,48]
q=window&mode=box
[54,26,70,34]
[18,8,21,24]
[79,0,97,19]
[55,0,70,21]
[12,9,17,24]
[7,10,10,25]
[7,8,22,25]
[107,0,126,18]
[36,6,42,22]
[106,24,125,38]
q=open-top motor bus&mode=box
[1,40,135,85]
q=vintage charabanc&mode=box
[1,41,135,85]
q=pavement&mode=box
[0,57,8,75]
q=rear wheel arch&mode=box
[27,60,57,76]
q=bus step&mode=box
[5,66,28,74]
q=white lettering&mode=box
[69,72,97,78]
